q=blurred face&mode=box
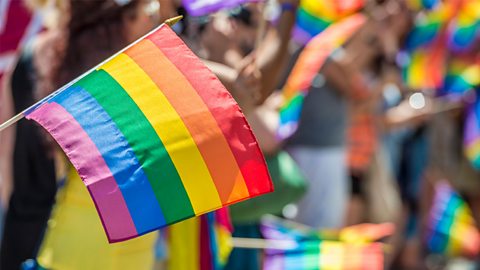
[124,0,161,43]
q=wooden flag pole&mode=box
[0,16,183,133]
[232,237,298,250]
[232,237,393,253]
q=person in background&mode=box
[0,0,45,243]
[156,2,300,270]
[1,1,162,269]
[0,0,65,268]
[284,14,383,229]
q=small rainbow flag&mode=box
[402,40,447,91]
[264,240,384,270]
[261,217,387,270]
[426,181,480,257]
[448,1,480,52]
[293,0,364,44]
[406,0,440,10]
[166,208,233,270]
[279,14,366,139]
[182,0,258,16]
[464,101,480,169]
[404,9,446,51]
[442,58,480,95]
[25,25,272,243]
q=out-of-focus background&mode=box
[1,0,480,269]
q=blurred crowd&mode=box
[0,0,479,269]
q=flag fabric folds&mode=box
[182,0,258,17]
[25,25,272,243]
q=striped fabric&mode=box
[25,25,272,243]
[167,208,233,270]
[426,182,480,257]
[347,113,377,172]
[261,217,388,270]
[293,0,364,44]
[464,101,480,171]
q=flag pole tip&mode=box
[165,16,183,27]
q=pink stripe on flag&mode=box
[26,102,138,241]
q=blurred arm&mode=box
[251,0,298,103]
[0,69,15,209]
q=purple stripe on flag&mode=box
[26,102,138,241]
[182,0,259,16]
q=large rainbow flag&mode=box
[25,25,272,243]
[426,181,480,257]
[279,14,366,140]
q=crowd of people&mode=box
[0,0,479,269]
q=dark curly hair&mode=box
[35,0,141,99]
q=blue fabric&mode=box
[52,86,166,233]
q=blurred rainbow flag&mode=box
[441,58,480,95]
[182,0,259,16]
[293,0,364,44]
[261,216,390,270]
[405,7,448,51]
[402,40,447,91]
[464,100,480,169]
[402,0,480,91]
[406,0,440,10]
[448,0,480,51]
[167,208,233,270]
[279,14,366,139]
[426,182,480,257]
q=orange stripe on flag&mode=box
[125,40,250,204]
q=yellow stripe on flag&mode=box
[101,54,222,214]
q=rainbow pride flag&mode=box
[464,101,480,169]
[293,0,364,44]
[442,58,480,95]
[25,25,272,243]
[261,217,386,270]
[182,0,258,16]
[404,8,447,51]
[406,0,440,10]
[402,40,447,91]
[279,14,366,139]
[448,1,480,52]
[426,181,480,257]
[167,208,233,270]
[264,241,384,270]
